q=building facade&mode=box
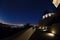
[38,3,60,34]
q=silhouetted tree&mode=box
[24,23,31,29]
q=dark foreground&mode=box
[29,29,60,40]
[0,28,28,40]
[1,26,60,40]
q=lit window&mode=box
[43,15,45,19]
[45,14,48,18]
[48,13,51,17]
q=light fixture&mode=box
[39,27,41,29]
[42,27,44,29]
[46,33,55,37]
[48,13,51,17]
[51,30,55,34]
[45,14,48,18]
[42,26,47,31]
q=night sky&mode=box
[0,0,56,24]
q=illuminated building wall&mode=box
[38,4,60,32]
[52,0,60,8]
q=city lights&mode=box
[43,29,47,31]
[42,27,45,29]
[42,26,47,31]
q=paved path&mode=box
[14,27,36,40]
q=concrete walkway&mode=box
[14,27,36,40]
